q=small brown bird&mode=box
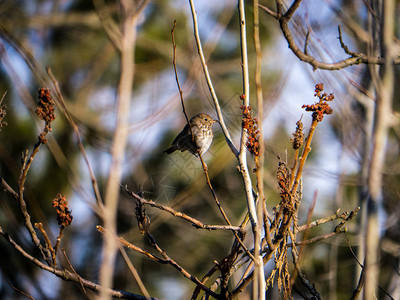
[164,113,216,156]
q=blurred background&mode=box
[0,0,399,299]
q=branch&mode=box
[17,144,49,261]
[171,20,193,138]
[97,226,222,299]
[61,248,87,296]
[257,4,279,19]
[338,25,359,56]
[47,68,104,208]
[92,0,122,49]
[35,223,56,267]
[14,87,57,265]
[118,245,151,299]
[364,0,396,297]
[188,0,238,157]
[8,282,34,300]
[197,153,255,262]
[258,2,400,70]
[286,207,360,248]
[0,227,155,300]
[290,232,321,300]
[252,0,267,297]
[237,0,258,236]
[99,2,142,298]
[283,0,303,20]
[121,185,243,232]
[231,248,276,297]
[296,207,358,232]
[171,20,252,263]
[1,176,19,200]
[132,0,151,20]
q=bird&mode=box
[164,113,216,156]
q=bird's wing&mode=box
[171,123,191,144]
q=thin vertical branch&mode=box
[47,68,104,208]
[291,120,317,194]
[171,20,234,236]
[188,0,259,262]
[237,1,263,299]
[356,0,377,294]
[188,0,238,157]
[364,0,395,298]
[252,0,266,299]
[237,0,258,234]
[171,20,193,137]
[17,143,51,263]
[118,245,151,299]
[98,1,149,299]
[171,20,253,261]
[61,248,87,296]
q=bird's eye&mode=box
[205,118,208,121]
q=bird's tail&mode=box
[163,146,176,154]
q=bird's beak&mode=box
[213,119,220,124]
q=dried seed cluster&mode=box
[52,194,73,228]
[241,105,260,157]
[36,88,56,143]
[277,158,291,208]
[291,119,304,150]
[302,83,334,122]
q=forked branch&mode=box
[259,2,400,70]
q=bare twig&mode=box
[47,68,104,208]
[191,264,220,300]
[169,23,254,265]
[0,227,156,300]
[132,0,151,20]
[237,0,258,237]
[53,227,64,257]
[35,223,56,267]
[97,226,222,299]
[122,185,243,232]
[96,2,150,298]
[14,88,57,265]
[197,153,255,262]
[97,226,163,262]
[298,191,317,256]
[257,4,279,18]
[290,233,321,299]
[296,209,348,232]
[304,31,310,55]
[2,175,49,266]
[289,191,317,288]
[188,0,238,157]
[364,0,396,297]
[287,207,360,248]
[258,2,400,70]
[338,25,359,56]
[118,245,151,300]
[8,282,35,300]
[17,143,48,259]
[231,248,276,297]
[61,248,87,297]
[0,176,19,200]
[290,119,317,194]
[171,20,194,140]
[92,0,122,49]
[252,0,266,298]
[197,154,231,226]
